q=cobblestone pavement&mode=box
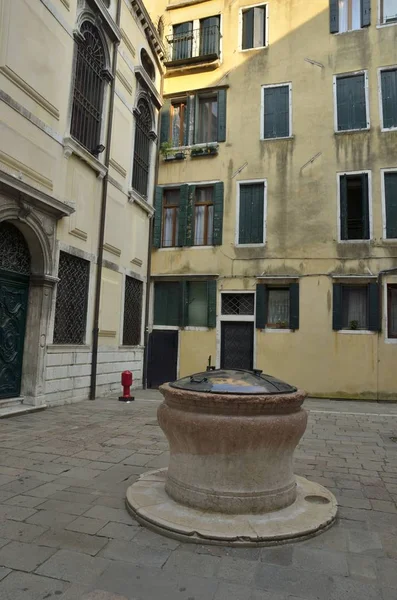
[0,393,396,600]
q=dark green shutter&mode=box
[154,282,180,326]
[239,183,264,244]
[361,0,371,27]
[239,184,249,244]
[385,172,397,238]
[289,283,299,330]
[256,284,266,329]
[263,86,289,139]
[340,176,348,241]
[173,22,193,60]
[361,173,370,240]
[337,75,367,131]
[185,185,195,246]
[178,184,189,247]
[181,280,189,327]
[217,89,227,142]
[368,282,380,332]
[153,186,163,249]
[332,284,343,330]
[159,100,171,144]
[213,182,224,245]
[242,8,254,49]
[207,280,217,328]
[200,16,220,56]
[381,70,397,129]
[329,0,339,33]
[184,95,194,146]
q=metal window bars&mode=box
[0,222,31,276]
[123,276,143,346]
[166,24,221,62]
[131,99,152,198]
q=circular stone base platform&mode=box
[125,469,337,547]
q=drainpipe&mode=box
[90,0,122,400]
[142,71,164,389]
[376,266,397,401]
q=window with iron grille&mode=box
[132,99,153,198]
[123,276,143,346]
[53,252,90,344]
[222,294,255,315]
[70,21,107,155]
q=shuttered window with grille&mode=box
[54,252,90,344]
[332,283,380,331]
[123,277,143,346]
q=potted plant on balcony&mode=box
[349,320,359,330]
[190,144,219,158]
[160,142,186,161]
[275,320,288,329]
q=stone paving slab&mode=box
[0,394,395,599]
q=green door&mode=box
[0,270,29,399]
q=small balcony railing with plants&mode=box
[165,25,221,66]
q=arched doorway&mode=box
[0,222,31,399]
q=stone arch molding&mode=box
[74,9,112,74]
[133,90,157,141]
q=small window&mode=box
[380,0,397,24]
[196,95,218,143]
[380,69,397,129]
[387,285,397,338]
[255,283,299,330]
[187,282,208,326]
[266,288,290,328]
[54,252,90,344]
[171,100,187,147]
[335,73,368,131]
[162,189,180,247]
[131,98,153,198]
[153,282,180,326]
[153,280,216,328]
[194,187,214,246]
[222,293,255,315]
[123,276,143,346]
[242,4,267,50]
[330,0,370,33]
[342,285,368,329]
[262,85,291,139]
[172,22,193,61]
[384,172,397,239]
[199,16,220,56]
[339,173,370,240]
[238,182,265,245]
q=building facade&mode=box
[0,0,163,408]
[145,0,397,400]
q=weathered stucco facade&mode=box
[145,0,397,400]
[0,0,163,408]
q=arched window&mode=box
[70,21,106,155]
[131,99,153,198]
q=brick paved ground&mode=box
[0,393,396,600]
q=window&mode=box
[335,73,368,131]
[339,173,370,240]
[123,276,143,346]
[162,188,180,247]
[194,187,214,245]
[54,252,90,344]
[384,172,397,238]
[169,16,220,62]
[172,21,193,61]
[153,280,217,327]
[387,285,397,338]
[222,294,255,315]
[329,0,371,33]
[241,4,267,50]
[131,98,153,198]
[160,89,226,146]
[261,84,291,139]
[153,183,224,248]
[380,0,397,24]
[70,21,107,155]
[237,182,266,245]
[200,16,221,56]
[380,69,397,129]
[332,283,380,331]
[255,283,299,330]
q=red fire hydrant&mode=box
[119,370,134,402]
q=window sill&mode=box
[380,238,397,243]
[63,137,107,179]
[47,344,91,352]
[184,326,210,331]
[333,28,366,35]
[157,245,215,251]
[152,325,180,330]
[337,330,377,335]
[119,345,144,350]
[385,337,397,344]
[263,328,293,333]
[335,128,370,134]
[260,136,294,142]
[381,127,397,132]
[128,188,155,216]
[337,239,372,243]
[235,243,265,248]
[240,45,268,52]
[377,22,397,29]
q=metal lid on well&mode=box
[169,369,297,395]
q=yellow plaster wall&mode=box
[179,329,217,376]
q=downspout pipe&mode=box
[90,0,122,400]
[376,266,397,401]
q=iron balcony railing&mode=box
[165,25,221,64]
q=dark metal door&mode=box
[0,270,29,399]
[147,329,178,388]
[221,322,254,370]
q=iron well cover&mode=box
[169,369,297,395]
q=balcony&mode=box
[164,24,221,69]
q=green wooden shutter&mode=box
[289,283,300,330]
[242,8,254,49]
[181,280,189,327]
[332,284,343,330]
[186,95,195,145]
[385,172,397,238]
[361,173,370,240]
[330,0,339,33]
[381,70,397,129]
[337,75,366,131]
[213,181,224,245]
[154,282,181,326]
[178,184,189,247]
[207,280,217,328]
[185,185,195,246]
[159,100,171,144]
[368,282,380,331]
[217,89,227,142]
[256,284,266,329]
[239,183,264,244]
[153,186,163,249]
[361,0,371,27]
[239,184,249,244]
[340,176,348,240]
[276,86,290,138]
[263,86,289,139]
[200,16,220,56]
